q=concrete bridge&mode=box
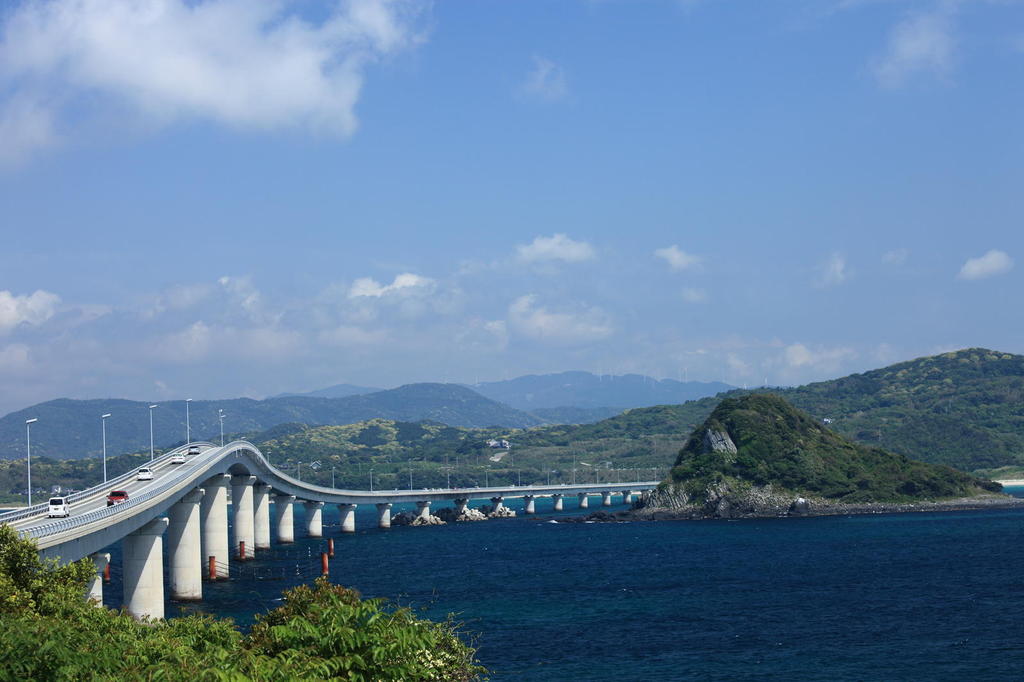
[0,440,659,620]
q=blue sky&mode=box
[0,0,1021,415]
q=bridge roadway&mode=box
[0,440,659,620]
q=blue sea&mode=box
[99,489,1024,680]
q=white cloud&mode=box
[882,248,909,266]
[681,287,708,303]
[143,282,212,318]
[0,0,425,163]
[152,320,300,363]
[521,56,567,100]
[873,8,955,88]
[958,249,1014,280]
[0,94,58,166]
[507,295,612,345]
[0,343,32,373]
[348,272,435,298]
[516,234,596,264]
[154,321,213,363]
[783,343,856,371]
[816,252,849,287]
[318,324,387,347]
[655,245,701,271]
[726,352,750,375]
[218,275,266,320]
[0,289,61,334]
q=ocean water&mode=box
[100,490,1024,681]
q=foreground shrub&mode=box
[0,526,485,681]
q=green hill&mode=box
[569,347,1024,475]
[0,384,545,461]
[668,394,999,507]
[768,348,1024,472]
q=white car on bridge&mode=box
[47,496,70,518]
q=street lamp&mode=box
[369,469,374,491]
[148,404,157,461]
[101,413,111,483]
[296,462,303,481]
[218,409,225,446]
[25,418,37,506]
[185,398,192,444]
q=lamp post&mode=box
[25,418,37,506]
[369,469,374,491]
[101,413,111,483]
[296,462,303,481]
[332,466,336,488]
[218,409,225,446]
[148,404,157,461]
[185,398,192,444]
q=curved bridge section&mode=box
[1,440,658,620]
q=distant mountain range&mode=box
[469,371,733,410]
[272,383,381,399]
[0,369,735,462]
[0,384,544,461]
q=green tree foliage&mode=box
[0,526,485,681]
[670,394,1001,503]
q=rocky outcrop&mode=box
[633,481,797,519]
[479,505,516,518]
[391,511,446,526]
[435,507,488,522]
[788,497,810,516]
[702,428,737,455]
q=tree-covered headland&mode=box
[667,394,1001,508]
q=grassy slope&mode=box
[670,394,1000,503]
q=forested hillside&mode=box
[669,394,999,504]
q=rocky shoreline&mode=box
[543,492,1024,524]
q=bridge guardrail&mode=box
[25,442,223,540]
[0,443,211,526]
[15,443,217,537]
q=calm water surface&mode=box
[100,490,1024,681]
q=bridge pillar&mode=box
[490,496,504,512]
[86,552,109,606]
[578,492,589,508]
[376,503,392,529]
[231,475,257,560]
[415,501,431,521]
[273,494,295,543]
[602,491,612,507]
[167,488,204,601]
[523,495,536,514]
[200,474,230,578]
[339,504,357,533]
[454,498,468,516]
[304,501,324,537]
[254,484,272,549]
[622,490,633,505]
[123,516,169,621]
[552,494,563,511]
